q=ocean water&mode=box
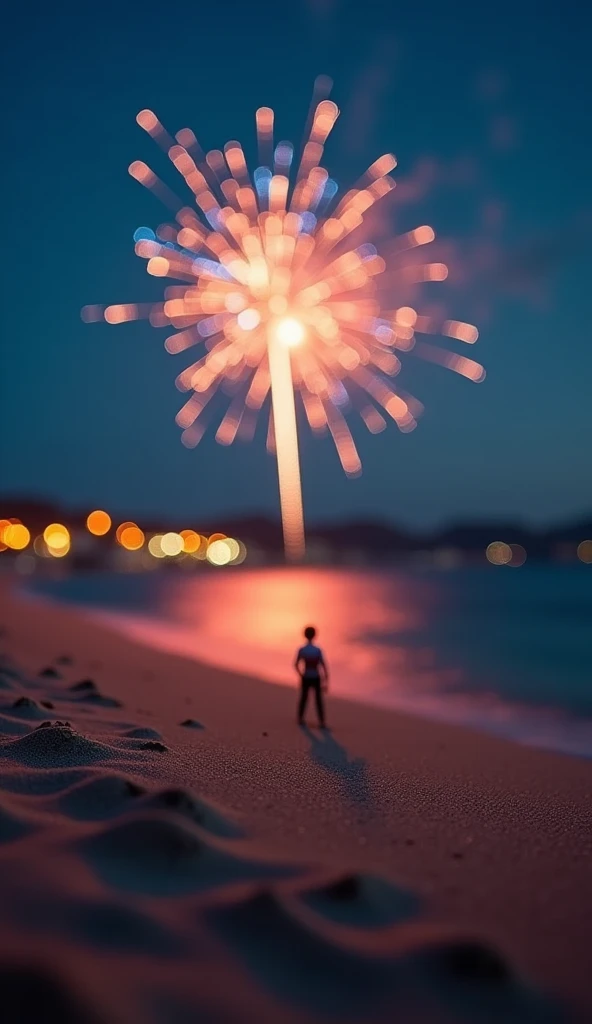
[27,564,592,757]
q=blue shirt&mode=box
[297,643,324,678]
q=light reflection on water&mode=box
[29,565,592,757]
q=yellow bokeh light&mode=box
[180,529,200,554]
[87,510,112,536]
[148,534,166,558]
[275,316,305,347]
[207,539,232,565]
[160,532,183,556]
[47,539,70,559]
[43,524,70,551]
[5,524,31,550]
[119,526,145,551]
[577,540,592,564]
[223,537,240,562]
[486,541,512,566]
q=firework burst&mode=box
[83,77,484,561]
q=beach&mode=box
[0,574,590,1023]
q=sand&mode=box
[0,576,590,1023]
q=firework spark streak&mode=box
[83,77,485,562]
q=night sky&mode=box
[2,1,591,528]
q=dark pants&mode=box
[298,676,325,726]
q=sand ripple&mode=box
[0,652,563,1023]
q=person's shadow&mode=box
[301,727,372,810]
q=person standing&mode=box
[295,625,329,728]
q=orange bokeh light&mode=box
[87,510,112,536]
[577,540,592,564]
[116,521,137,544]
[180,529,200,554]
[0,519,10,551]
[119,526,145,551]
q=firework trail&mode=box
[83,77,484,561]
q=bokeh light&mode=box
[508,543,527,567]
[87,510,112,536]
[577,540,592,564]
[486,541,512,565]
[223,537,240,562]
[43,524,70,554]
[116,521,138,544]
[5,523,31,550]
[236,308,261,331]
[148,535,166,558]
[47,538,70,559]
[275,317,305,347]
[33,535,50,557]
[119,526,145,551]
[207,539,232,566]
[191,535,209,560]
[160,532,183,556]
[180,529,200,554]
[0,519,9,552]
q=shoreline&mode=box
[0,575,591,1020]
[18,571,592,761]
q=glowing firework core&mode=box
[84,78,485,562]
[275,317,306,347]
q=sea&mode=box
[25,564,592,758]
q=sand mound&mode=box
[207,888,556,1021]
[180,718,205,729]
[67,680,122,708]
[425,936,512,983]
[69,680,98,693]
[38,666,61,679]
[206,885,389,1015]
[9,697,56,721]
[138,786,242,837]
[79,812,295,896]
[0,723,118,768]
[56,773,145,820]
[121,726,162,740]
[299,871,419,927]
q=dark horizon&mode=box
[2,491,590,541]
